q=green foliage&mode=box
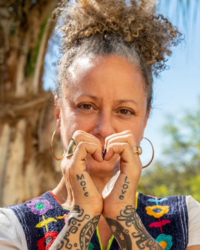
[139,97,200,202]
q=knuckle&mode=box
[104,137,109,145]
[126,129,132,134]
[73,130,82,139]
[77,141,86,149]
[124,142,131,149]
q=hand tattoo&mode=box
[51,206,100,250]
[77,174,89,197]
[106,205,163,250]
[106,218,132,249]
[119,176,130,200]
[80,215,100,249]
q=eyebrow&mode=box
[78,94,99,101]
[115,99,138,105]
[78,95,138,105]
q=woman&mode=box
[0,0,200,249]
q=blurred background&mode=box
[0,0,200,207]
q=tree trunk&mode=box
[0,0,62,207]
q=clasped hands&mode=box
[60,130,142,218]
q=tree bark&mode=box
[0,0,62,207]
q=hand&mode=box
[61,130,103,215]
[102,130,142,218]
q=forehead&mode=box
[64,55,147,101]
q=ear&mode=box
[54,95,61,132]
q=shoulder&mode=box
[186,196,200,247]
[137,193,200,247]
[1,191,70,250]
[0,207,27,250]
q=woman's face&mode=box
[56,55,150,175]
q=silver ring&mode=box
[66,138,77,157]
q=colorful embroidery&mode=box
[27,198,53,215]
[36,215,57,231]
[149,219,171,228]
[37,231,59,250]
[146,205,169,218]
[156,234,173,250]
[145,197,173,249]
[7,191,188,250]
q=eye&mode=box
[78,103,95,110]
[118,109,135,115]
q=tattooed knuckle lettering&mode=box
[119,176,129,200]
[76,174,89,197]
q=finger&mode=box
[70,141,103,171]
[104,134,137,160]
[72,130,102,148]
[68,130,103,160]
[106,142,142,175]
[104,130,136,149]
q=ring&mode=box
[66,138,77,157]
[133,146,142,155]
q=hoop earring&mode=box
[142,137,154,169]
[51,130,64,161]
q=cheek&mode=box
[60,111,94,147]
[60,112,79,148]
[127,121,146,144]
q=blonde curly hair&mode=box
[53,0,182,110]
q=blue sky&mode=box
[144,1,200,160]
[43,1,200,162]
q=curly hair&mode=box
[52,0,182,111]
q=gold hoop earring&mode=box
[142,137,154,169]
[51,130,64,161]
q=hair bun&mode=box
[54,0,182,76]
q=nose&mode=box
[94,111,115,139]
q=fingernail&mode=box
[102,149,107,160]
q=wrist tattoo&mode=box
[119,176,129,200]
[106,205,163,250]
[77,174,89,197]
[80,214,100,249]
[106,218,132,249]
[52,205,100,250]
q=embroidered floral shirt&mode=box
[0,191,200,250]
